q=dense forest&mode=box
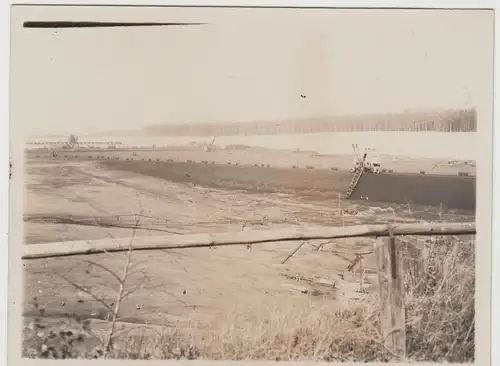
[144,108,477,137]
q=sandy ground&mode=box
[21,148,475,352]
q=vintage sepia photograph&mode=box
[8,4,494,363]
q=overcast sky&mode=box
[10,6,493,136]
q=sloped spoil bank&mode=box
[351,172,476,211]
[101,160,475,210]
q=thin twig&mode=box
[55,272,114,314]
[103,211,141,357]
[78,259,122,284]
[281,240,308,264]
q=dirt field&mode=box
[21,148,476,360]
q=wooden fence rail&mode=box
[22,222,475,260]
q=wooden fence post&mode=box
[375,236,406,360]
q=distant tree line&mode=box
[144,108,477,137]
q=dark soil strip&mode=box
[352,172,476,211]
[101,160,353,198]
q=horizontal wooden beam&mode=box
[21,222,476,260]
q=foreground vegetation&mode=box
[23,233,475,362]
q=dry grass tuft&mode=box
[197,298,383,362]
[401,235,475,362]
